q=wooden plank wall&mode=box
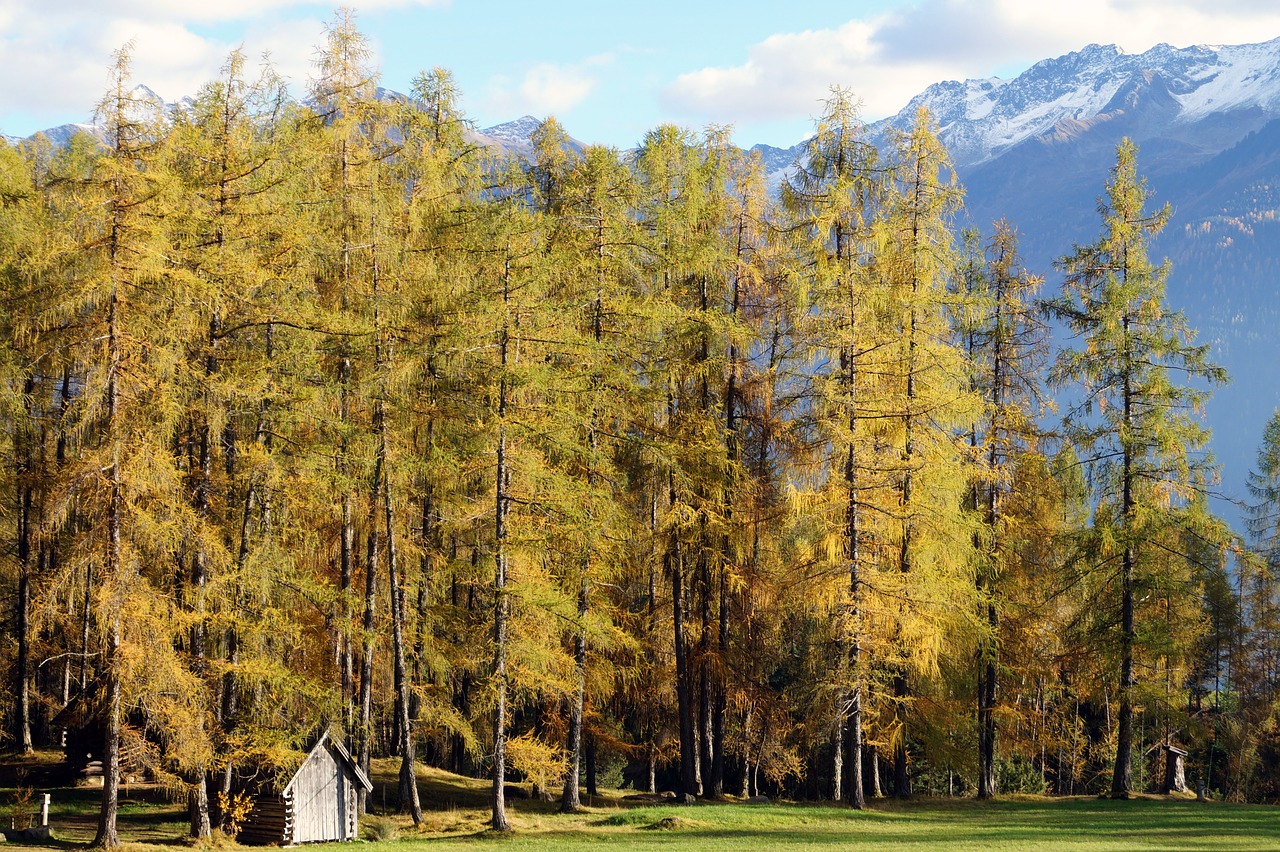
[237,796,290,846]
[289,744,342,843]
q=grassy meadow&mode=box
[3,753,1279,851]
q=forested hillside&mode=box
[6,14,1280,846]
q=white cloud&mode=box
[484,61,600,119]
[0,1,420,134]
[662,0,1280,125]
[28,0,448,25]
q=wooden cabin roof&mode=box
[283,730,373,795]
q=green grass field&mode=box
[3,754,1280,851]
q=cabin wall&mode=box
[238,738,368,845]
[237,795,290,846]
[288,744,344,843]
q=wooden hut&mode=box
[1161,745,1188,794]
[51,685,158,786]
[238,731,372,846]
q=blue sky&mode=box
[4,0,1280,147]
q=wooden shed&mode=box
[1161,745,1189,794]
[238,731,372,846]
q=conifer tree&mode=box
[876,107,977,797]
[0,138,38,756]
[300,13,394,802]
[633,124,744,801]
[543,138,640,812]
[164,47,295,837]
[782,87,884,809]
[1047,138,1226,798]
[964,222,1047,797]
[33,46,210,847]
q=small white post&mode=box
[41,794,50,827]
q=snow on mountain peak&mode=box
[877,37,1280,167]
[480,115,544,146]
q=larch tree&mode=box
[164,47,294,837]
[633,124,743,801]
[958,222,1049,797]
[300,11,385,771]
[544,138,641,813]
[1047,138,1226,799]
[781,86,885,809]
[34,47,209,848]
[876,107,978,798]
[0,138,42,757]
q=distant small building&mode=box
[1161,744,1188,794]
[238,731,373,846]
[51,684,159,786]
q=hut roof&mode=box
[283,730,373,795]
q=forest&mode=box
[4,10,1280,847]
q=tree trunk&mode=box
[387,470,423,824]
[339,354,356,738]
[711,563,728,799]
[893,674,911,799]
[95,609,122,849]
[670,515,697,802]
[698,541,713,797]
[94,255,124,850]
[187,337,215,838]
[560,578,588,812]
[16,457,33,753]
[492,424,511,831]
[847,695,865,809]
[358,450,379,814]
[832,714,844,802]
[491,248,513,833]
[1112,342,1135,799]
[868,747,882,798]
[585,730,598,797]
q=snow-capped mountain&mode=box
[872,37,1280,522]
[875,37,1280,168]
[480,116,544,147]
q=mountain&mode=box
[875,40,1280,168]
